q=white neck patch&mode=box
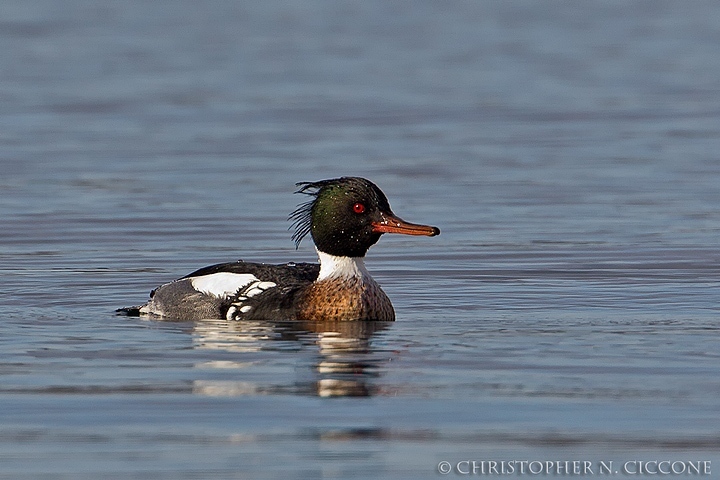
[316,250,371,282]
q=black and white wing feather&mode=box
[119,261,319,321]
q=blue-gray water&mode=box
[2,1,720,478]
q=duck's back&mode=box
[121,261,319,321]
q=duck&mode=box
[119,177,439,321]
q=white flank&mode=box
[191,273,259,298]
[316,250,370,282]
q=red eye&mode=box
[353,203,365,214]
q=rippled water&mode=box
[2,1,720,478]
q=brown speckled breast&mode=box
[297,277,395,321]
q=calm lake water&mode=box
[2,1,720,478]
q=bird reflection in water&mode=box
[191,318,392,398]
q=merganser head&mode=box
[290,177,439,258]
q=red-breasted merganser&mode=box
[119,177,439,321]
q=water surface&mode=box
[2,1,720,478]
